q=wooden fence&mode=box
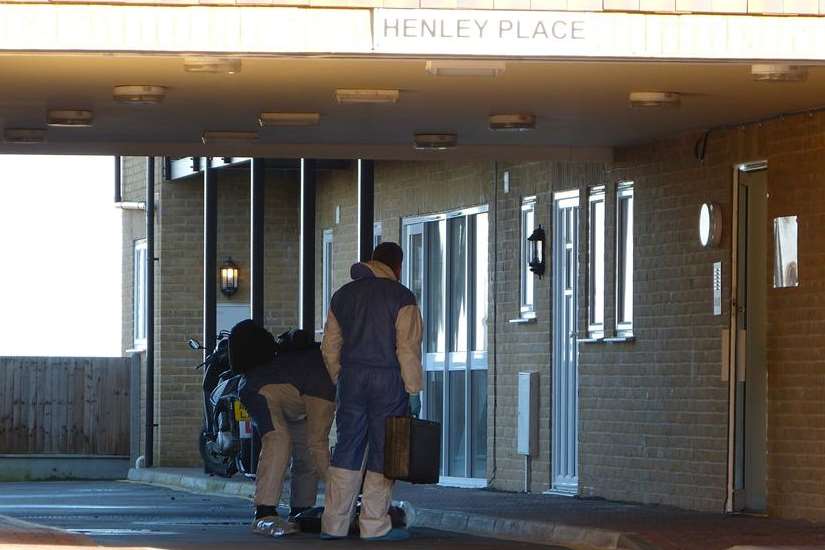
[0,357,130,456]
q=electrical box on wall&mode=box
[517,371,539,456]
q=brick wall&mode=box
[595,114,825,519]
[314,166,358,334]
[122,160,300,467]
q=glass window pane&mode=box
[474,213,488,352]
[426,221,446,353]
[448,370,466,478]
[426,371,444,426]
[449,217,467,352]
[590,198,605,327]
[471,370,487,478]
[617,190,634,327]
[623,196,634,323]
[522,206,535,312]
[410,233,423,306]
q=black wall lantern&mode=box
[527,224,546,278]
[220,257,239,297]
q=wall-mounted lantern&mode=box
[220,257,239,297]
[527,224,546,278]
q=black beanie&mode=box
[229,319,276,373]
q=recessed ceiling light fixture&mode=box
[414,132,458,150]
[629,91,681,108]
[258,112,321,127]
[201,130,259,144]
[47,109,94,127]
[489,113,536,131]
[751,64,808,82]
[335,89,400,104]
[184,57,242,74]
[113,85,168,104]
[425,60,506,78]
[3,128,46,144]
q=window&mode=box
[403,206,489,483]
[520,197,537,318]
[588,186,606,338]
[616,182,634,336]
[322,229,334,320]
[373,222,383,250]
[133,239,147,348]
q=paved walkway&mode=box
[128,468,825,550]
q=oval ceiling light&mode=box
[414,132,457,150]
[201,130,258,144]
[258,112,321,127]
[47,109,94,127]
[184,57,242,74]
[425,60,506,78]
[335,89,400,104]
[113,85,168,104]
[3,128,46,144]
[629,91,681,108]
[489,113,536,131]
[751,64,808,82]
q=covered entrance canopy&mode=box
[2,4,825,157]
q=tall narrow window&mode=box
[133,239,147,348]
[616,182,634,336]
[322,229,334,320]
[373,221,383,250]
[520,197,537,318]
[588,186,606,338]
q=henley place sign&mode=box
[382,14,585,42]
[373,9,588,54]
[373,10,590,56]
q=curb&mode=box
[0,514,97,546]
[410,508,657,550]
[127,468,255,499]
[127,468,655,550]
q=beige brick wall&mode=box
[315,165,358,334]
[122,160,300,467]
[597,114,825,519]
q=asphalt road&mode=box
[0,481,559,549]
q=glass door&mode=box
[403,206,488,484]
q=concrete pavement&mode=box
[0,481,563,550]
[126,467,825,550]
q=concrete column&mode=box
[204,159,217,356]
[299,159,317,335]
[357,159,375,262]
[250,158,265,326]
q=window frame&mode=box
[588,186,606,339]
[615,182,635,337]
[133,239,148,349]
[520,196,537,319]
[322,229,334,321]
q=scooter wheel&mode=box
[198,430,237,478]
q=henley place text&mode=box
[382,16,586,41]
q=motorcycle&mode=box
[188,332,258,478]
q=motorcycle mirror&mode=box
[188,338,203,351]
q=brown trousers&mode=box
[254,384,335,510]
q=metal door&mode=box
[552,191,580,494]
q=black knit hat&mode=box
[228,319,276,374]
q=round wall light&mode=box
[699,202,722,248]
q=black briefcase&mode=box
[384,416,441,484]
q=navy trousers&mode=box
[331,366,409,473]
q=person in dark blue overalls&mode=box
[320,242,423,541]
